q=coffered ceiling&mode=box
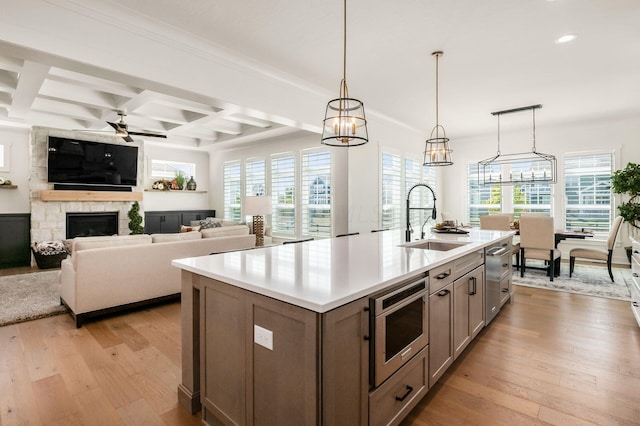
[1,0,639,150]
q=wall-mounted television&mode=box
[47,136,138,188]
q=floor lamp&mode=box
[244,196,272,247]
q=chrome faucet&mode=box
[406,183,437,242]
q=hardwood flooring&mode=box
[402,286,640,426]
[1,273,638,425]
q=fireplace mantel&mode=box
[40,190,143,202]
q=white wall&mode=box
[142,143,210,212]
[0,126,31,213]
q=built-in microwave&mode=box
[370,275,429,387]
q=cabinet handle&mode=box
[364,335,370,341]
[469,277,477,296]
[437,289,450,297]
[634,250,639,254]
[394,385,414,402]
[435,272,451,280]
[633,302,639,308]
[502,263,509,268]
[502,288,509,292]
[633,273,639,278]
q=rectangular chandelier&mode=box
[478,104,557,185]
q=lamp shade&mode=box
[244,196,272,216]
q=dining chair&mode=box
[519,214,561,281]
[479,213,520,270]
[569,216,624,282]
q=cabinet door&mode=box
[0,214,31,268]
[499,275,512,307]
[181,209,215,225]
[429,282,453,387]
[468,266,485,339]
[322,297,369,426]
[144,213,163,234]
[160,213,181,233]
[453,277,470,360]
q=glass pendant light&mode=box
[321,0,368,147]
[423,51,453,166]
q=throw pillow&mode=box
[180,225,202,233]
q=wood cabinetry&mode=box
[0,214,30,268]
[144,209,215,233]
[499,275,512,307]
[429,249,485,386]
[185,273,370,425]
[453,265,485,360]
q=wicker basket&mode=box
[32,248,68,269]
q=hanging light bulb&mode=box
[423,51,453,166]
[321,0,368,147]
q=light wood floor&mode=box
[1,274,639,425]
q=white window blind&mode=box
[245,159,266,196]
[468,163,502,226]
[223,161,242,222]
[302,151,332,237]
[0,143,6,171]
[510,161,552,219]
[271,155,296,236]
[406,157,426,231]
[564,152,613,233]
[381,153,402,229]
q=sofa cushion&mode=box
[201,224,250,238]
[151,231,202,243]
[72,234,152,253]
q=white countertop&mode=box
[172,229,514,313]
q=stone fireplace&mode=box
[29,127,144,244]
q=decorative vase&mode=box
[186,176,197,191]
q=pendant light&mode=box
[478,104,557,185]
[321,0,368,147]
[423,51,453,166]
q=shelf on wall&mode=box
[0,185,18,189]
[145,189,207,194]
[40,190,143,202]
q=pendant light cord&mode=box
[497,114,501,155]
[532,107,537,153]
[435,52,439,138]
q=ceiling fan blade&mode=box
[127,131,167,138]
[106,121,122,131]
[123,135,135,143]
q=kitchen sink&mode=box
[400,240,470,251]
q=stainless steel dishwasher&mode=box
[485,243,512,324]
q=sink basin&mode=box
[401,240,470,251]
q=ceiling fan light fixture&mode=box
[321,0,368,147]
[423,51,453,167]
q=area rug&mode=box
[512,262,632,301]
[0,271,68,327]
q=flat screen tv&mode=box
[47,136,138,187]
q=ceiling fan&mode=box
[106,111,167,142]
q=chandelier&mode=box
[478,104,556,185]
[423,51,453,166]
[321,0,368,147]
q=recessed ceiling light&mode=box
[555,34,577,44]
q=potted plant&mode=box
[611,162,640,263]
[174,171,186,190]
[128,201,144,235]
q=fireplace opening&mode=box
[66,212,119,239]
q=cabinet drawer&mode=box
[429,261,454,293]
[369,347,428,426]
[454,249,484,278]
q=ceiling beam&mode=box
[9,60,50,118]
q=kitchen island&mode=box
[173,229,514,425]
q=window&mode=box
[406,157,432,232]
[381,153,402,229]
[564,152,613,233]
[467,163,502,226]
[0,143,7,172]
[150,159,195,180]
[511,161,551,219]
[271,155,296,236]
[302,151,332,237]
[245,159,266,196]
[223,161,242,221]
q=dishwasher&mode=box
[485,243,512,324]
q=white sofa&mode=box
[60,230,256,327]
